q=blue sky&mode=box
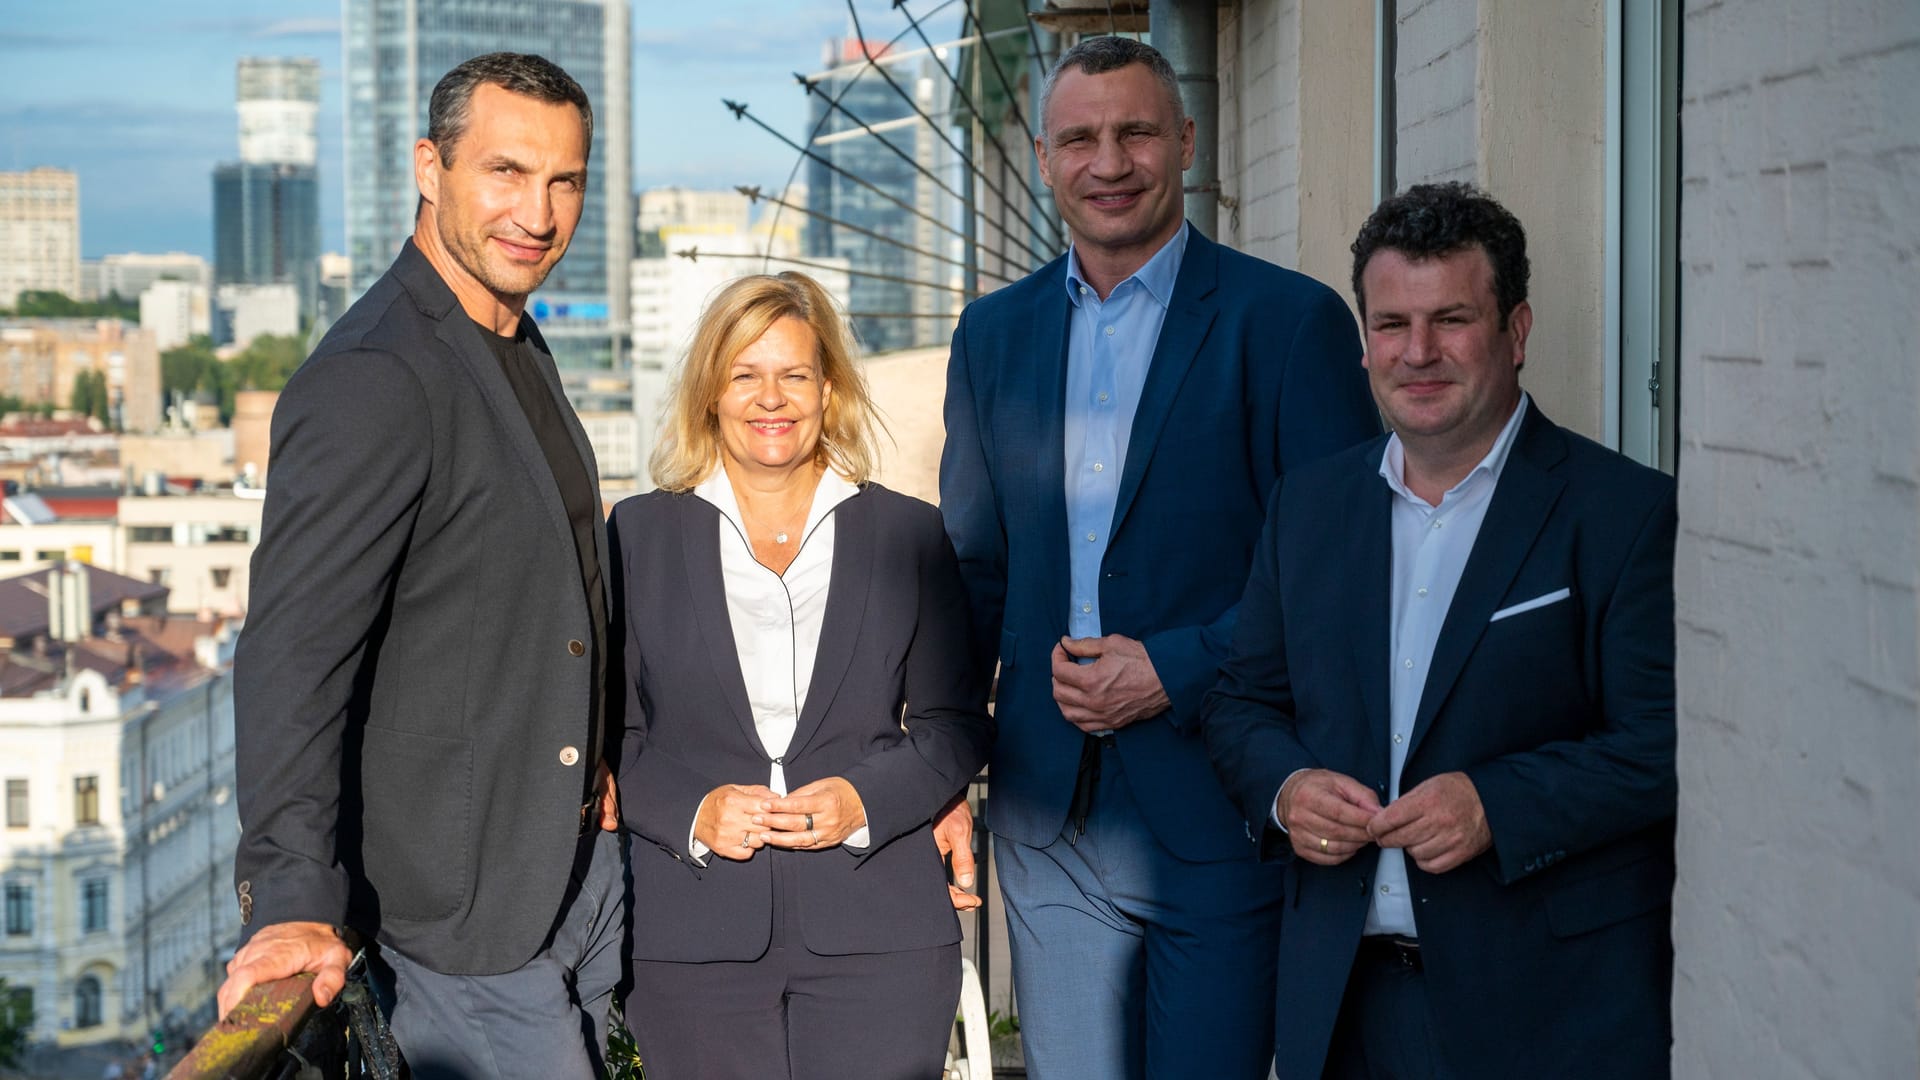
[0,1,963,259]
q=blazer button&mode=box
[559,746,580,766]
[567,639,585,657]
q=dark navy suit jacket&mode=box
[610,483,992,961]
[1204,405,1678,1079]
[940,227,1380,860]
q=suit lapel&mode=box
[1405,411,1569,761]
[521,318,610,611]
[1109,230,1219,538]
[784,493,873,761]
[678,499,768,759]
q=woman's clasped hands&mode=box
[694,777,867,861]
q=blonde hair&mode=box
[650,272,885,492]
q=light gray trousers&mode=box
[377,829,628,1079]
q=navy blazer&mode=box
[610,482,993,962]
[940,227,1380,860]
[1204,406,1678,1079]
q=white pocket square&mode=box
[1490,587,1572,622]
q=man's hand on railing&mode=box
[934,793,981,911]
[217,921,353,1021]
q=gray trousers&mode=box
[376,830,628,1079]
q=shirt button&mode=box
[1098,392,1109,403]
[1081,603,1093,614]
[1078,285,1088,296]
[567,639,585,657]
[1417,587,1428,598]
[1092,462,1104,473]
[1394,734,1404,744]
[1086,532,1097,542]
[558,746,580,767]
[1380,885,1391,895]
[1403,658,1414,669]
[1432,520,1443,530]
[1104,325,1115,336]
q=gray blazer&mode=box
[233,239,612,975]
[611,483,992,961]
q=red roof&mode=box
[39,496,119,520]
[0,418,104,438]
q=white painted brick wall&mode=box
[1672,1,1920,1076]
[1217,0,1300,266]
[1394,0,1478,186]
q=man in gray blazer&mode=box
[215,53,624,1078]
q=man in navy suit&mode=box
[1204,182,1677,1079]
[940,36,1379,1079]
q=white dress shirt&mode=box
[1364,392,1530,936]
[686,465,869,863]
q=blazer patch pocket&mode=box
[1489,587,1572,623]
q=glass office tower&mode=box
[343,0,632,410]
[213,162,321,315]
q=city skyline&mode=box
[0,0,954,261]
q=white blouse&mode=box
[687,466,869,861]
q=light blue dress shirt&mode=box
[1364,391,1531,936]
[1062,224,1190,644]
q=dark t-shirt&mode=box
[474,317,607,770]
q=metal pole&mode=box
[1151,0,1219,238]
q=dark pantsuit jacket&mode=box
[1204,406,1678,1080]
[610,483,992,961]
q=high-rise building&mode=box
[0,169,81,309]
[344,0,633,411]
[212,162,320,320]
[803,41,959,355]
[237,57,321,167]
[213,58,322,323]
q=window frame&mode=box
[3,882,31,936]
[73,774,100,827]
[80,878,109,935]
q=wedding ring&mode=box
[742,831,752,849]
[811,829,821,845]
[1318,835,1330,853]
[805,813,814,831]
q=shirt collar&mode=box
[1378,391,1531,507]
[1064,222,1189,309]
[692,462,861,540]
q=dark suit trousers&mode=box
[627,848,961,1080]
[1322,940,1459,1080]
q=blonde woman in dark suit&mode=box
[610,272,991,1079]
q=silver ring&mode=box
[741,831,751,849]
[811,829,821,845]
[804,813,814,831]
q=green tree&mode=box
[0,977,28,1068]
[2,290,137,320]
[221,334,305,421]
[69,369,110,425]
